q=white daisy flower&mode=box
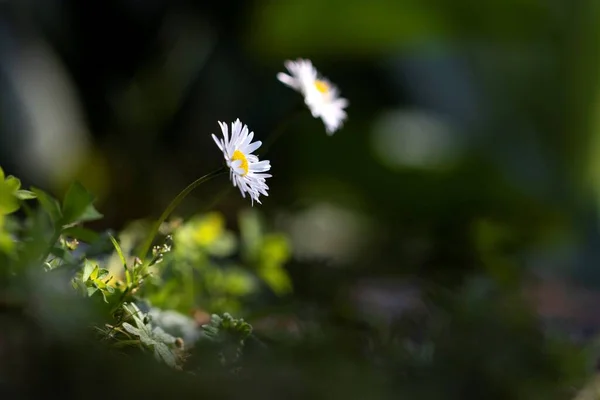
[277,58,348,135]
[212,119,271,205]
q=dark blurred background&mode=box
[2,0,600,397]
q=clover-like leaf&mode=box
[154,342,177,367]
[122,321,141,337]
[152,326,177,345]
[122,308,179,368]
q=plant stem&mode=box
[136,167,226,259]
[138,105,302,258]
[259,103,304,157]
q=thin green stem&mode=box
[136,167,226,259]
[259,103,304,157]
[137,105,302,259]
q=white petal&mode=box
[240,129,253,148]
[244,140,262,154]
[218,121,229,145]
[212,134,224,152]
[240,124,250,144]
[333,97,349,109]
[230,120,242,147]
[249,160,270,172]
[231,159,242,168]
[277,72,299,90]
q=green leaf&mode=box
[152,327,176,345]
[131,323,155,347]
[259,267,293,296]
[99,290,109,303]
[154,343,177,367]
[62,226,100,243]
[61,181,103,225]
[122,322,140,337]
[86,286,98,297]
[0,175,19,215]
[82,259,96,282]
[0,188,18,215]
[49,246,76,264]
[4,176,21,192]
[125,270,133,287]
[0,215,14,253]
[31,187,62,223]
[89,265,99,281]
[109,233,129,271]
[95,268,110,281]
[15,190,37,200]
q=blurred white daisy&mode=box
[212,119,271,205]
[277,59,348,135]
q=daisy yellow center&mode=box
[314,80,329,94]
[231,150,249,176]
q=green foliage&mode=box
[31,181,102,236]
[31,187,62,223]
[0,161,593,397]
[0,166,292,371]
[61,181,103,226]
[202,313,253,342]
[239,210,292,296]
[141,209,293,315]
[202,313,253,370]
[0,166,37,254]
[79,260,115,303]
[120,303,181,368]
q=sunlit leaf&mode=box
[4,176,21,192]
[96,268,110,281]
[61,181,103,225]
[109,233,129,272]
[15,190,37,200]
[259,267,293,296]
[82,259,96,282]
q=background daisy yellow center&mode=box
[232,150,249,176]
[314,80,329,94]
